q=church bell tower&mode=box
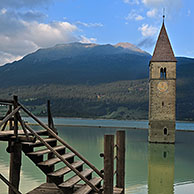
[148,18,176,143]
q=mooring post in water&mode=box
[104,134,114,194]
[116,130,125,194]
[9,95,22,194]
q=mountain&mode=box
[0,42,151,87]
[0,42,194,120]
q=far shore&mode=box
[27,123,194,133]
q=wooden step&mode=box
[38,152,75,167]
[22,138,57,147]
[27,145,65,157]
[113,187,124,194]
[59,168,93,188]
[48,161,84,177]
[74,177,102,194]
[36,130,49,136]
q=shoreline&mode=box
[28,123,194,132]
[22,116,194,123]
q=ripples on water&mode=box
[0,119,194,193]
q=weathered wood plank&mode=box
[104,135,114,194]
[116,130,125,194]
[22,138,56,147]
[48,160,84,177]
[27,145,65,156]
[27,183,63,194]
[0,130,48,141]
[38,152,75,167]
[59,168,93,188]
[74,177,102,194]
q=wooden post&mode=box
[47,100,57,134]
[9,142,22,194]
[9,105,13,130]
[116,130,125,194]
[104,135,114,194]
[13,96,18,138]
[47,100,56,183]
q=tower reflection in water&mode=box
[148,144,175,194]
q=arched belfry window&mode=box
[160,68,164,79]
[164,68,167,79]
[160,67,167,79]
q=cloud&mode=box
[0,0,52,9]
[137,37,155,48]
[18,10,47,21]
[187,9,191,16]
[138,24,158,37]
[147,8,158,18]
[0,10,79,65]
[0,0,100,66]
[76,21,103,28]
[125,10,144,21]
[142,0,182,14]
[0,51,22,65]
[79,35,97,43]
[123,0,140,5]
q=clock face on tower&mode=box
[157,82,168,92]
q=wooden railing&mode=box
[0,96,126,194]
[0,96,103,193]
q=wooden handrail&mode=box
[19,103,104,179]
[0,106,21,129]
[24,123,100,193]
[0,99,14,104]
[17,114,30,139]
[0,173,22,194]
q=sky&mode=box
[0,0,193,66]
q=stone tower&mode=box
[148,20,176,143]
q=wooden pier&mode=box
[0,96,126,194]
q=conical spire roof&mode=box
[151,22,176,62]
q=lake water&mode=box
[1,118,194,194]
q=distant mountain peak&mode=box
[114,42,147,54]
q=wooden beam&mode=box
[10,136,36,142]
[0,106,21,129]
[9,105,13,130]
[17,113,30,139]
[0,99,14,104]
[116,131,125,194]
[104,134,114,194]
[13,96,18,139]
[1,108,11,131]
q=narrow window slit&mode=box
[164,128,168,135]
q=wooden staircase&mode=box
[22,130,103,194]
[0,97,125,194]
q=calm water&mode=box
[0,118,194,193]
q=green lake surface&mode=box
[1,118,194,194]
